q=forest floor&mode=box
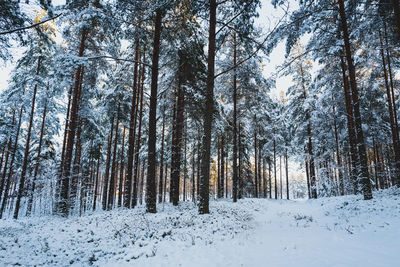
[0,188,400,267]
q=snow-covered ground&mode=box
[1,188,399,266]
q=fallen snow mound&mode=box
[0,200,257,266]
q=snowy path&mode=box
[134,196,400,267]
[1,189,400,266]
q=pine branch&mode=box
[0,14,61,35]
[214,11,287,79]
[87,56,151,67]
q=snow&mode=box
[1,188,400,266]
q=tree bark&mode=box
[108,104,120,210]
[0,104,23,219]
[232,32,238,202]
[379,31,400,185]
[338,0,373,199]
[124,40,140,208]
[133,49,146,208]
[258,140,262,198]
[118,127,126,207]
[93,158,100,210]
[274,138,277,199]
[26,95,47,216]
[0,111,14,207]
[146,8,163,213]
[14,57,41,219]
[305,157,311,198]
[333,105,344,195]
[254,126,258,198]
[220,135,225,198]
[285,149,289,199]
[59,28,87,216]
[70,68,84,214]
[102,115,115,210]
[339,56,359,193]
[158,113,165,203]
[199,0,216,214]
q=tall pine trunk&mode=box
[0,104,23,219]
[108,104,120,210]
[285,149,289,199]
[102,115,115,210]
[220,135,225,198]
[339,56,359,193]
[0,112,14,207]
[254,126,258,198]
[118,127,126,207]
[14,56,41,219]
[158,113,165,203]
[199,0,216,214]
[124,40,140,208]
[93,158,100,210]
[59,28,87,216]
[232,32,238,202]
[170,55,185,206]
[379,30,400,186]
[146,9,163,213]
[338,0,373,199]
[26,95,47,216]
[274,138,277,199]
[133,51,146,208]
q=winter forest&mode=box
[1,0,400,266]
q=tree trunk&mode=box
[232,32,238,202]
[158,113,165,203]
[333,105,344,195]
[93,158,100,210]
[199,0,216,214]
[285,149,289,199]
[305,157,311,198]
[0,111,14,206]
[124,40,140,208]
[299,62,317,199]
[220,135,225,198]
[274,138,277,199]
[279,155,282,199]
[183,120,187,202]
[59,84,73,182]
[26,96,47,216]
[258,140,262,198]
[170,57,186,205]
[338,0,373,199]
[339,56,359,193]
[118,127,126,207]
[14,57,41,219]
[108,104,120,210]
[0,104,23,219]
[254,126,258,198]
[133,50,146,208]
[263,157,266,198]
[59,28,87,216]
[102,115,115,210]
[192,143,196,202]
[197,130,200,199]
[381,27,400,186]
[146,9,163,213]
[268,157,272,198]
[238,122,243,199]
[217,136,220,198]
[70,68,84,214]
